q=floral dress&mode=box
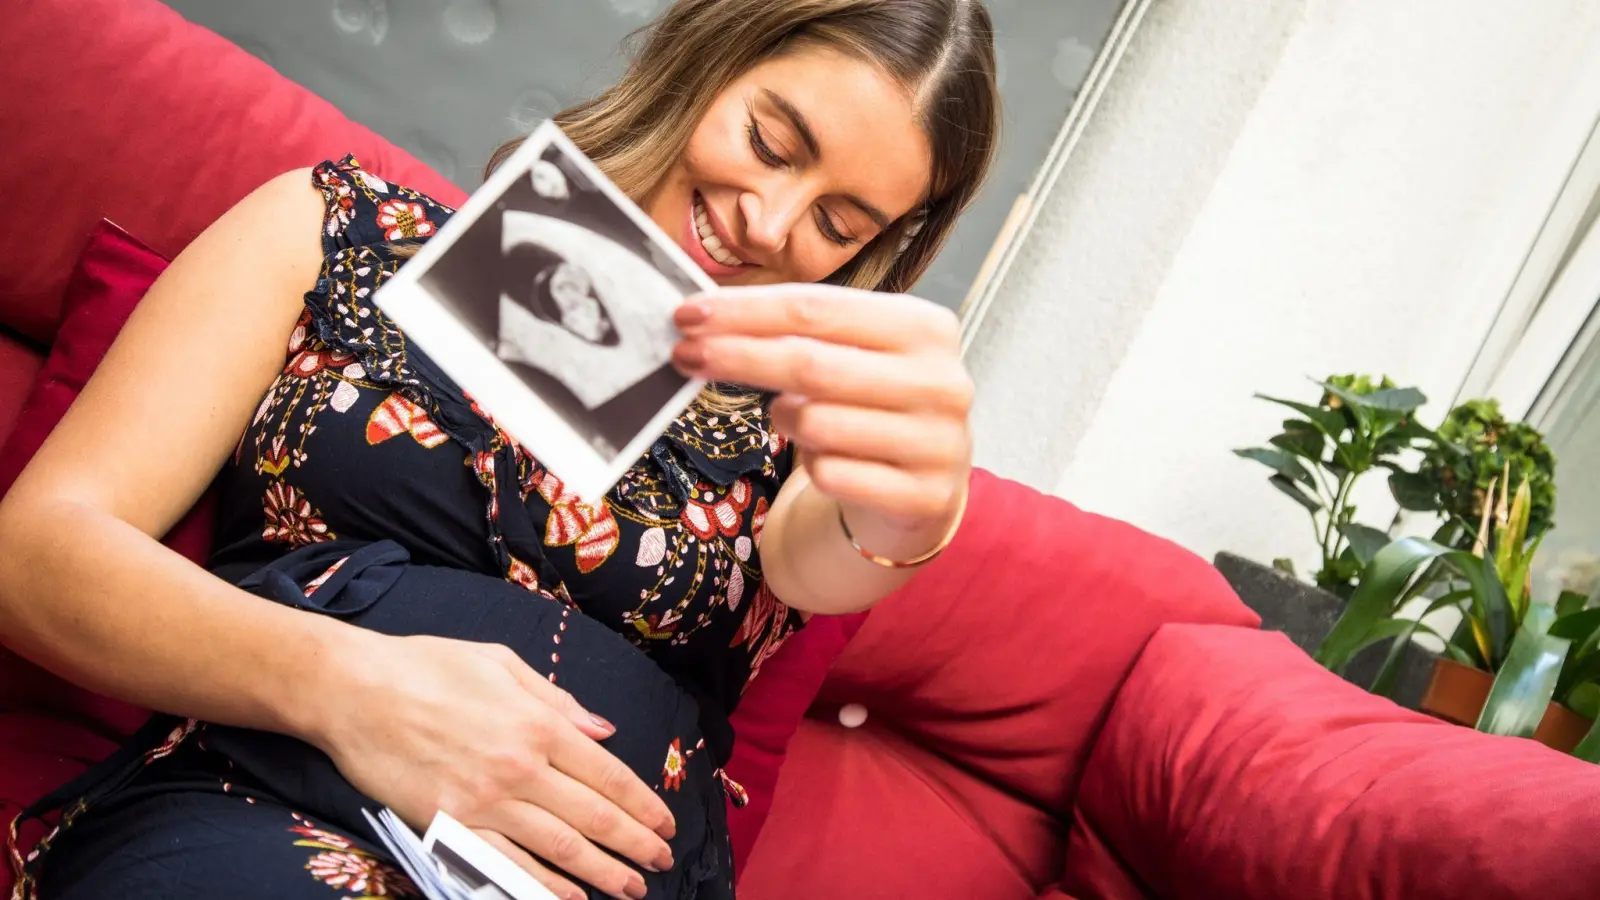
[15,158,802,900]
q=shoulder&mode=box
[305,155,456,254]
[662,386,793,486]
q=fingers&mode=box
[548,729,677,842]
[476,642,677,842]
[805,455,965,523]
[485,801,649,900]
[474,828,587,900]
[674,335,972,416]
[485,643,617,742]
[676,284,960,353]
[525,766,674,873]
[769,397,968,470]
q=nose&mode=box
[738,190,804,257]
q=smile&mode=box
[692,192,751,270]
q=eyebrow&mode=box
[762,88,893,231]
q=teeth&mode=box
[692,195,744,268]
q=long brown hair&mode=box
[490,0,1000,296]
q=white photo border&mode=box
[374,120,715,503]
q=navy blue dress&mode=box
[16,158,804,900]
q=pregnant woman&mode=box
[0,1,998,898]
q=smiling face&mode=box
[645,45,934,286]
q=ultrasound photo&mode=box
[374,121,713,501]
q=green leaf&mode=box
[1572,715,1600,764]
[1368,590,1472,698]
[1441,551,1516,668]
[1234,447,1317,488]
[1557,646,1600,702]
[1565,682,1600,720]
[1314,537,1450,672]
[1475,618,1570,739]
[1269,422,1326,460]
[1332,441,1371,474]
[1255,394,1345,436]
[1338,523,1392,566]
[1550,608,1600,643]
[1362,386,1428,413]
[1268,474,1322,512]
[1557,590,1590,620]
[1271,557,1297,577]
[1388,470,1440,512]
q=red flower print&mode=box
[284,347,356,379]
[290,824,353,850]
[305,850,418,897]
[508,555,541,591]
[535,472,619,573]
[142,719,197,764]
[375,198,437,241]
[303,556,349,597]
[752,496,770,547]
[681,477,753,540]
[262,482,335,548]
[366,393,448,448]
[662,738,686,791]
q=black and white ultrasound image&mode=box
[416,142,700,462]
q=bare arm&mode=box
[0,170,342,738]
[0,173,674,900]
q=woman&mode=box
[0,0,998,897]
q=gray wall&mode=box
[160,0,1125,308]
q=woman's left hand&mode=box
[671,284,973,531]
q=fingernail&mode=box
[589,712,615,733]
[674,301,710,328]
[624,874,649,900]
[644,850,674,873]
[656,815,677,841]
[563,889,586,900]
[672,342,707,373]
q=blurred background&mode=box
[158,0,1125,309]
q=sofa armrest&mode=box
[1064,624,1600,900]
[818,470,1259,833]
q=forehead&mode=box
[735,47,933,220]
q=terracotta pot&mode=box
[1419,656,1594,753]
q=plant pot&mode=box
[1419,656,1594,753]
[1213,552,1435,709]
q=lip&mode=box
[683,191,754,278]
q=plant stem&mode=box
[1322,474,1356,574]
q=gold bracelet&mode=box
[836,489,968,569]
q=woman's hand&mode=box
[672,284,973,533]
[313,631,674,900]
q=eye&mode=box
[746,118,787,169]
[813,207,858,247]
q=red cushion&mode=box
[723,612,865,867]
[0,221,854,879]
[0,332,44,447]
[738,719,1047,900]
[1064,624,1600,900]
[0,0,462,344]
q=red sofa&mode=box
[6,2,1600,898]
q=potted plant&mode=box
[1220,375,1439,700]
[1388,397,1556,550]
[1315,473,1600,762]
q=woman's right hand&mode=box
[311,631,676,900]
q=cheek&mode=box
[679,111,749,187]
